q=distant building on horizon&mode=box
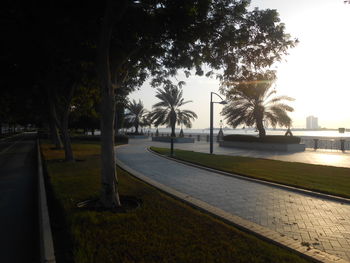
[306,116,319,129]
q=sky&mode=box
[129,0,350,129]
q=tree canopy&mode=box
[2,0,297,208]
[221,76,294,137]
[125,100,148,134]
[150,84,197,137]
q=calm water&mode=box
[152,128,350,138]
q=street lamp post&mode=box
[210,92,227,154]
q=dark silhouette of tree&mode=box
[222,75,294,138]
[2,0,297,208]
[125,100,147,134]
[96,0,297,208]
[150,84,197,137]
[70,78,100,135]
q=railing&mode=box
[151,133,349,152]
[300,138,349,151]
[152,133,221,142]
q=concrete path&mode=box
[116,139,350,261]
[152,139,350,168]
[0,133,39,262]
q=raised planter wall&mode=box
[152,137,195,143]
[219,141,305,152]
[127,135,149,139]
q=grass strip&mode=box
[41,142,309,263]
[151,147,350,199]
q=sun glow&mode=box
[129,0,350,129]
[269,0,350,128]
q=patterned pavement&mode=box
[116,139,350,261]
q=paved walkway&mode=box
[0,133,39,263]
[116,139,350,261]
[152,139,350,168]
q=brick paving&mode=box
[116,139,350,261]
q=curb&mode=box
[0,132,23,142]
[115,157,349,263]
[148,147,350,205]
[37,138,56,263]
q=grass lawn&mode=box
[41,141,310,263]
[151,147,350,199]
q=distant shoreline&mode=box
[110,127,350,138]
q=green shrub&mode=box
[223,135,301,144]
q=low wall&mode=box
[37,138,56,263]
[219,141,305,152]
[152,137,195,143]
[127,135,148,139]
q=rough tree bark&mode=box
[97,0,127,208]
[49,115,62,149]
[170,110,177,137]
[48,93,63,149]
[255,112,266,138]
[49,83,76,162]
[59,83,76,162]
[61,109,74,162]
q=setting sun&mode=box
[263,0,350,128]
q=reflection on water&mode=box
[315,153,346,166]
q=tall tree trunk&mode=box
[171,125,176,137]
[97,0,127,208]
[61,112,74,162]
[114,107,118,135]
[255,107,266,138]
[170,110,176,137]
[48,87,63,149]
[62,84,76,161]
[256,116,266,138]
[52,83,76,162]
[49,107,63,149]
[49,118,62,149]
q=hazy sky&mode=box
[129,0,350,129]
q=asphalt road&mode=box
[0,133,39,262]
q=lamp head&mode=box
[220,100,228,105]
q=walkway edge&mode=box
[37,139,56,263]
[148,147,350,205]
[0,132,22,142]
[116,156,349,263]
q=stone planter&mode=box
[219,140,305,152]
[152,137,195,143]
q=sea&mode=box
[129,128,350,139]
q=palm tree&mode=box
[150,84,197,137]
[125,99,147,134]
[222,79,294,138]
[141,112,153,135]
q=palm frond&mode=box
[150,84,197,130]
[222,77,294,132]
